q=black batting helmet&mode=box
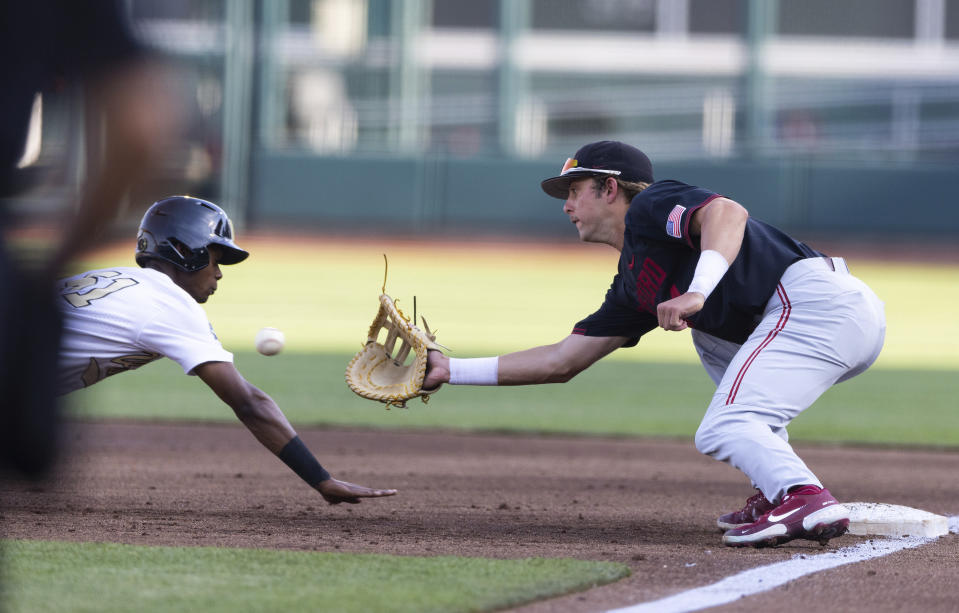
[135,196,249,272]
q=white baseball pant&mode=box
[691,257,886,503]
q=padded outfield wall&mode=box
[250,153,959,240]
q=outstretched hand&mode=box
[422,349,449,392]
[318,478,398,505]
[657,292,705,331]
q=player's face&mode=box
[177,246,224,304]
[563,177,609,243]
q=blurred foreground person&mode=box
[424,140,885,548]
[1,0,181,477]
[56,196,397,504]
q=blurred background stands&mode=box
[6,0,959,241]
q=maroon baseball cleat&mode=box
[717,490,776,531]
[722,486,850,548]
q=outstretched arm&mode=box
[423,333,628,389]
[48,60,183,277]
[194,361,396,504]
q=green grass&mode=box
[70,350,959,447]
[1,540,629,613]
[32,239,958,613]
[76,240,959,370]
[67,237,959,447]
[24,239,959,613]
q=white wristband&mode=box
[686,249,730,299]
[449,357,499,385]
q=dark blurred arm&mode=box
[47,60,183,276]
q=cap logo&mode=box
[559,156,622,178]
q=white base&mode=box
[845,502,949,538]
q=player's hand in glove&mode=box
[422,350,449,392]
[318,477,397,505]
[657,291,705,331]
[346,293,446,408]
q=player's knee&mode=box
[695,412,739,456]
[694,420,720,456]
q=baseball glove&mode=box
[345,293,444,408]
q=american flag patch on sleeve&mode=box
[666,204,686,238]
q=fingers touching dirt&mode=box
[318,478,398,505]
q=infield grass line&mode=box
[1,540,629,613]
[69,352,959,447]
[606,518,959,613]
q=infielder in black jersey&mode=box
[424,140,886,548]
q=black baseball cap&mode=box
[540,140,654,199]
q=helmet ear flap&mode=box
[135,231,159,268]
[167,239,189,262]
[167,239,210,272]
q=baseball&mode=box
[255,327,285,356]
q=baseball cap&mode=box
[540,140,654,199]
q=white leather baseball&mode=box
[255,327,285,356]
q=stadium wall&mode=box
[250,153,959,238]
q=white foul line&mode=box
[607,516,959,613]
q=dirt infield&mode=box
[2,421,957,611]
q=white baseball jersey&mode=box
[56,267,233,395]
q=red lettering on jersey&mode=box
[644,257,665,282]
[636,257,666,312]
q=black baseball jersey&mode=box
[573,180,823,346]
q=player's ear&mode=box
[169,239,192,261]
[604,177,619,202]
